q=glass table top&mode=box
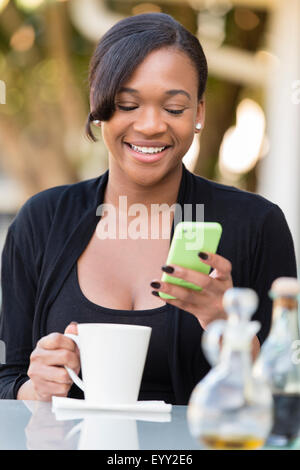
[0,400,299,450]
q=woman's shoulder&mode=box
[8,175,104,244]
[17,175,102,217]
[192,172,281,222]
[24,176,101,212]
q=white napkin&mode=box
[52,396,172,414]
[53,408,172,423]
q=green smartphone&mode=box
[159,221,223,300]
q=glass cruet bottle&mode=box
[187,287,273,450]
[253,277,300,447]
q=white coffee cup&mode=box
[65,323,151,405]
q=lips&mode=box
[125,141,171,148]
[127,144,168,155]
[124,142,171,155]
[123,142,171,163]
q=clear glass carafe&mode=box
[187,288,273,450]
[254,277,300,447]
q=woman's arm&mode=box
[17,379,37,400]
[0,227,36,398]
[250,204,297,345]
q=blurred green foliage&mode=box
[0,0,268,206]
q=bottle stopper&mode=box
[223,287,259,323]
[270,277,300,297]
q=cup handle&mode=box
[64,333,85,392]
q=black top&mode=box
[0,163,297,403]
[46,262,174,403]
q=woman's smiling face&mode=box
[99,47,204,186]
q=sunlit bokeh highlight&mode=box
[14,0,45,11]
[10,25,35,52]
[255,49,280,70]
[234,8,260,31]
[219,99,265,175]
[0,0,9,13]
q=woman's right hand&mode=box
[18,323,80,401]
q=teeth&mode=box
[130,144,166,154]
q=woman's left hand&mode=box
[150,252,233,330]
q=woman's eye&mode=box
[116,105,185,115]
[166,109,185,115]
[117,105,137,111]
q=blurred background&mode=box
[0,0,299,266]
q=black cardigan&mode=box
[0,164,297,403]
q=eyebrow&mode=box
[117,87,191,101]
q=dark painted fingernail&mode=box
[150,281,161,289]
[161,265,174,273]
[198,252,208,260]
[152,290,160,297]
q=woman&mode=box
[0,13,297,404]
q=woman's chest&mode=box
[77,230,171,310]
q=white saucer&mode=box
[52,396,172,414]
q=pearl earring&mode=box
[195,122,202,130]
[93,120,101,125]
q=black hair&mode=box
[86,12,208,142]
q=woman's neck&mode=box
[103,163,183,210]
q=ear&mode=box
[195,99,206,132]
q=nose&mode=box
[133,107,168,135]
